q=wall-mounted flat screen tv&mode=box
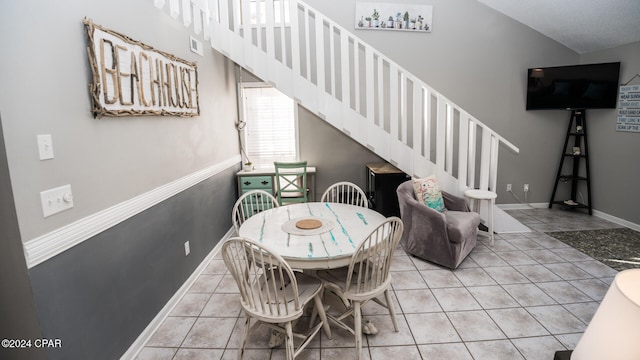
[526,62,620,110]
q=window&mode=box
[240,83,298,166]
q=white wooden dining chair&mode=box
[321,181,369,208]
[232,190,279,234]
[312,217,404,360]
[221,237,332,360]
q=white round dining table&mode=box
[238,202,386,270]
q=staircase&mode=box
[151,0,519,195]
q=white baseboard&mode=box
[23,155,240,268]
[121,226,235,360]
[592,209,640,232]
[497,203,640,231]
[497,202,547,210]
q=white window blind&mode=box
[242,85,297,165]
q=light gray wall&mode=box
[0,0,240,358]
[0,0,239,241]
[0,115,47,360]
[28,167,238,360]
[579,41,640,224]
[301,0,638,225]
[239,69,385,194]
[301,0,577,205]
[298,106,385,194]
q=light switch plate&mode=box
[40,184,73,217]
[37,134,54,160]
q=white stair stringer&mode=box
[152,0,519,196]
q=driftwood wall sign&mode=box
[83,18,200,118]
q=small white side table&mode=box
[464,189,497,246]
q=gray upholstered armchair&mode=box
[396,180,481,269]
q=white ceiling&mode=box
[478,0,640,54]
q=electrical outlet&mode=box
[506,184,512,192]
[184,241,190,256]
[524,184,530,192]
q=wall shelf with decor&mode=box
[549,109,592,214]
[355,2,433,33]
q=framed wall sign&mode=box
[355,2,433,32]
[83,18,200,118]
[617,84,640,132]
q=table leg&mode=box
[464,190,497,247]
[472,198,480,214]
[471,197,493,246]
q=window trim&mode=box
[238,81,299,166]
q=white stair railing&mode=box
[152,0,519,195]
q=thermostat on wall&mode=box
[190,36,203,56]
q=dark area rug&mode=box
[546,228,640,272]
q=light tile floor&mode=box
[135,208,623,360]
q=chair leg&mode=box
[384,289,399,332]
[313,293,332,339]
[238,315,251,360]
[309,303,317,329]
[285,322,295,360]
[353,301,362,360]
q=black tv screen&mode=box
[526,62,620,110]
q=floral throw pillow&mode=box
[412,176,446,212]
